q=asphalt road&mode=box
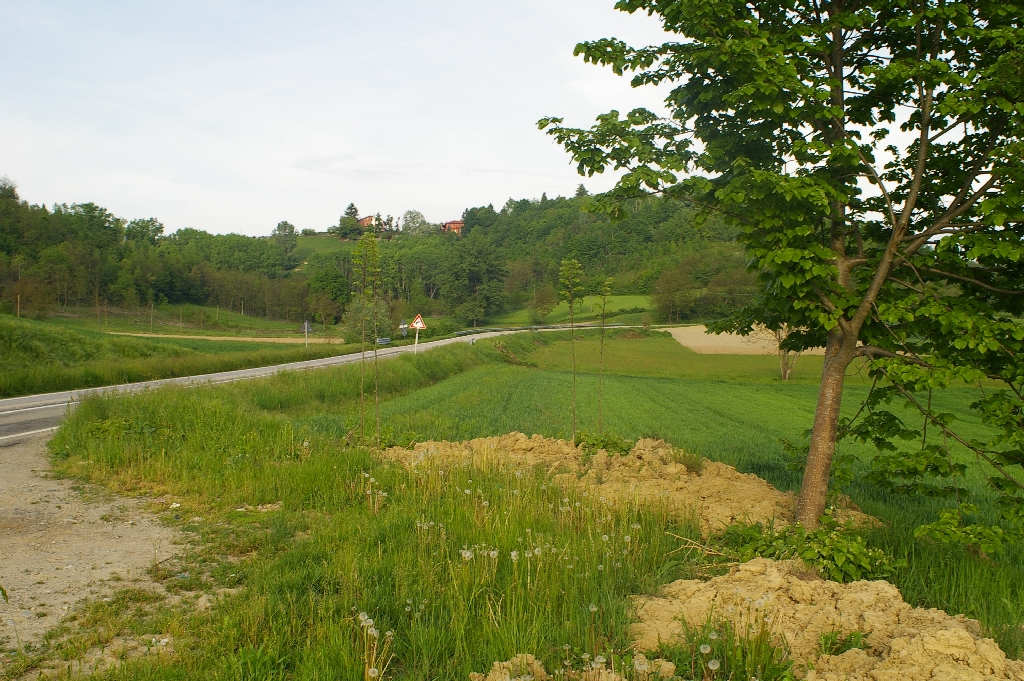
[0,329,523,442]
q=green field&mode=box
[0,314,358,398]
[10,331,1021,679]
[294,234,346,262]
[49,303,309,337]
[486,295,652,326]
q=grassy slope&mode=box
[294,234,345,262]
[0,314,358,398]
[51,303,308,337]
[31,333,1024,679]
[45,345,703,680]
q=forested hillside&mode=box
[0,177,755,327]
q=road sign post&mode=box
[410,314,427,354]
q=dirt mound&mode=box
[632,558,1024,681]
[384,433,795,534]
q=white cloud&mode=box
[0,0,672,233]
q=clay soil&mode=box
[634,558,1024,681]
[386,433,829,535]
[0,432,177,649]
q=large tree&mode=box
[542,0,1024,528]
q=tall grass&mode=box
[32,334,1024,679]
[48,351,703,679]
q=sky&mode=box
[0,1,673,236]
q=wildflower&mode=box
[368,668,379,677]
[593,655,606,668]
[709,631,719,640]
[708,659,720,671]
[630,523,640,529]
[405,606,411,612]
[482,500,489,507]
[489,550,498,559]
[597,564,604,570]
[358,612,369,623]
[754,599,765,609]
[534,547,542,556]
[601,534,609,542]
[460,549,474,561]
[464,489,471,495]
[589,604,598,613]
[514,489,520,495]
[633,655,649,672]
[368,627,379,638]
[511,550,520,562]
[700,644,711,654]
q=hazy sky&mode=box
[1,1,672,236]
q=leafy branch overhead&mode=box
[541,0,1024,538]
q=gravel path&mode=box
[0,432,176,647]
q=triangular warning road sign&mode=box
[411,314,427,330]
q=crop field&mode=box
[0,315,359,398]
[4,330,1021,680]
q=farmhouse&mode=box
[441,219,464,235]
[357,216,376,228]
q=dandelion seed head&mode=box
[709,631,719,640]
[368,627,379,638]
[601,534,609,542]
[534,547,542,556]
[589,604,598,613]
[700,644,711,654]
[368,668,379,677]
[708,659,720,670]
[597,564,604,570]
[624,535,631,543]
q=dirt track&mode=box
[0,433,176,646]
[667,325,825,355]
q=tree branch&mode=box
[919,267,1024,295]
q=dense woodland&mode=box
[0,178,755,327]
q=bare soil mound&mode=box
[383,433,795,534]
[632,558,1024,681]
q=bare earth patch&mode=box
[0,432,177,649]
[667,325,825,355]
[384,433,799,535]
[633,558,1024,681]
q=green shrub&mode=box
[576,430,635,455]
[722,511,902,583]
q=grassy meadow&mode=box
[0,315,359,398]
[8,330,1022,679]
[48,303,312,338]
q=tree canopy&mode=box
[541,0,1024,538]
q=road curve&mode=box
[0,329,528,441]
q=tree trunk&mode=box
[795,326,856,527]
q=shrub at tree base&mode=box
[632,559,1024,681]
[723,510,900,583]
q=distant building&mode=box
[358,216,376,228]
[441,220,464,236]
